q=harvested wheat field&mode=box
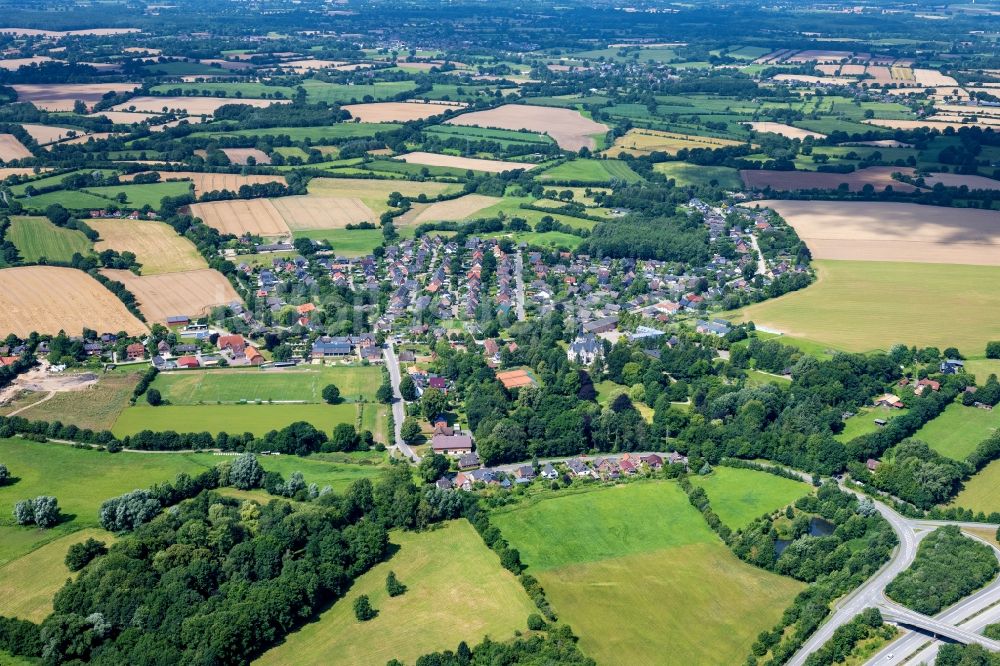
[13,83,140,112]
[189,199,290,237]
[344,101,465,123]
[271,196,377,230]
[0,135,32,162]
[914,69,958,87]
[922,173,1000,190]
[123,171,285,195]
[741,166,918,192]
[864,119,971,131]
[112,96,287,116]
[398,152,536,173]
[0,266,148,336]
[0,27,139,37]
[101,268,241,322]
[88,219,208,274]
[747,122,825,140]
[221,148,271,165]
[20,124,80,145]
[743,200,1000,265]
[410,194,502,225]
[88,111,160,124]
[0,168,46,180]
[446,104,608,151]
[281,59,345,72]
[606,128,744,157]
[0,56,52,71]
[307,178,459,213]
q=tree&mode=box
[418,453,450,483]
[420,388,448,421]
[328,423,359,451]
[386,571,407,597]
[32,496,60,528]
[13,499,33,525]
[399,375,417,401]
[230,452,264,489]
[987,341,1000,359]
[527,613,546,631]
[0,463,7,485]
[145,388,162,406]
[65,538,107,572]
[353,594,377,621]
[322,384,341,404]
[400,417,422,444]
[376,382,394,404]
[99,490,161,532]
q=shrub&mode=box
[386,571,407,597]
[353,594,377,621]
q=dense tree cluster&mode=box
[410,626,594,666]
[802,609,891,666]
[13,496,60,528]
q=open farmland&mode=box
[922,172,1000,190]
[0,56,52,70]
[747,122,825,139]
[0,134,32,161]
[257,519,536,666]
[606,128,744,157]
[112,402,368,437]
[128,171,286,195]
[741,166,919,193]
[744,200,1000,265]
[19,124,77,145]
[100,268,240,322]
[83,181,193,210]
[732,260,1000,352]
[538,158,643,184]
[112,96,288,115]
[397,151,535,173]
[343,101,464,122]
[306,177,459,213]
[0,168,45,179]
[407,194,501,224]
[189,198,290,236]
[89,219,207,274]
[10,371,142,432]
[271,196,377,230]
[912,403,1000,460]
[493,482,803,665]
[952,460,1000,513]
[7,216,92,263]
[445,103,608,151]
[12,83,139,111]
[690,467,812,530]
[0,266,147,336]
[655,161,742,188]
[152,365,381,404]
[220,148,271,165]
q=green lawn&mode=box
[913,402,1000,461]
[113,402,363,437]
[6,216,92,263]
[293,229,382,257]
[690,467,812,530]
[18,189,113,211]
[952,459,1000,513]
[836,406,910,443]
[424,125,553,146]
[152,80,416,104]
[731,260,1000,353]
[83,181,193,210]
[9,169,117,196]
[151,365,381,404]
[256,520,536,666]
[538,158,643,185]
[655,161,743,188]
[191,123,400,143]
[494,482,804,665]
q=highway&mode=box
[383,342,419,463]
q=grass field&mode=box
[952,459,1000,513]
[655,161,743,188]
[151,365,381,404]
[0,528,116,622]
[7,216,92,263]
[14,372,142,432]
[83,181,192,210]
[493,482,804,664]
[836,406,910,443]
[538,158,643,184]
[294,229,382,257]
[18,189,115,211]
[191,123,400,143]
[912,402,1000,460]
[690,467,812,529]
[113,402,365,437]
[256,520,536,666]
[731,260,1000,353]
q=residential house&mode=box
[125,343,145,361]
[541,463,558,480]
[217,334,246,357]
[873,393,904,409]
[432,434,474,456]
[458,452,481,470]
[177,355,200,369]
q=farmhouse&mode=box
[873,393,904,409]
[125,342,145,360]
[217,334,246,357]
[432,434,474,455]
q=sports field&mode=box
[912,402,1000,460]
[952,460,1000,513]
[7,216,91,263]
[151,365,381,404]
[690,467,812,529]
[538,158,643,184]
[112,402,365,437]
[0,266,148,337]
[89,219,206,274]
[256,520,536,666]
[493,482,803,665]
[732,260,1000,352]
